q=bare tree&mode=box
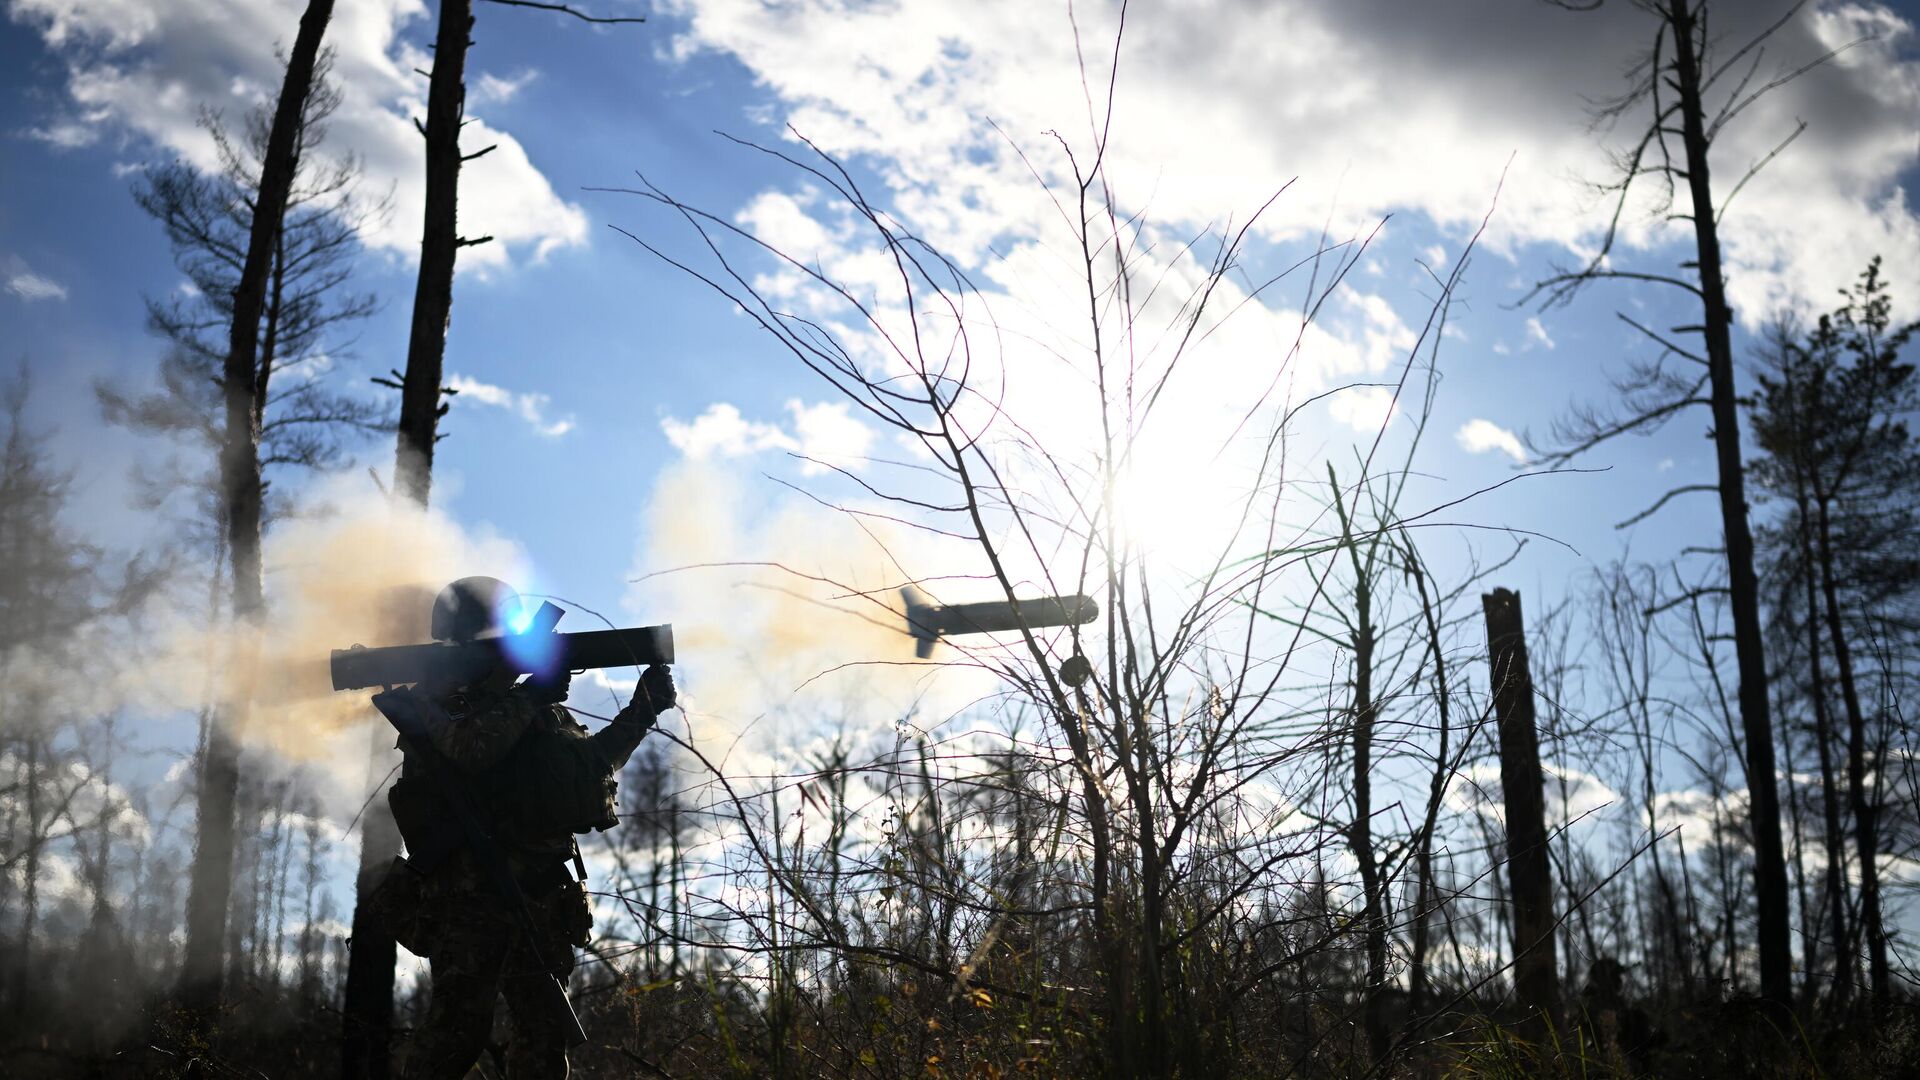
[166,0,339,1027]
[1748,259,1918,1013]
[1527,0,1855,1007]
[0,368,163,1054]
[598,80,1562,1066]
[109,57,387,499]
[0,370,108,1010]
[380,0,644,505]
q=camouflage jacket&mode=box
[395,680,656,865]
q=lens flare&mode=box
[499,597,564,678]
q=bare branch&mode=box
[477,0,645,23]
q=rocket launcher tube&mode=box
[331,621,674,692]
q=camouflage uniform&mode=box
[386,681,658,1080]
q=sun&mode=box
[1105,448,1255,574]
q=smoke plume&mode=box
[627,461,1003,770]
[122,473,530,798]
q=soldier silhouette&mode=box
[368,576,674,1078]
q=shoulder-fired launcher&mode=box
[331,601,673,691]
[332,585,1099,690]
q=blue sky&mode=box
[4,0,1920,807]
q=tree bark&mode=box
[1666,0,1793,1008]
[1062,681,1120,1075]
[1332,486,1389,1066]
[339,753,402,1079]
[1131,705,1167,1079]
[1351,611,1389,1064]
[178,0,335,1023]
[1797,491,1852,1008]
[1481,588,1560,1040]
[393,0,473,504]
[343,3,472,1072]
[20,734,41,1004]
[1816,499,1889,1010]
[1407,550,1452,1026]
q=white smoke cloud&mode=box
[96,471,534,803]
[627,460,1002,774]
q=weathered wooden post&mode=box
[1482,588,1560,1039]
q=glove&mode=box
[634,664,676,717]
[525,668,573,705]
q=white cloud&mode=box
[1542,765,1619,826]
[1348,287,1418,369]
[21,118,103,148]
[612,0,1920,591]
[783,399,876,475]
[661,399,876,476]
[659,0,1920,321]
[472,68,538,105]
[1652,786,1752,853]
[662,402,797,460]
[705,137,1446,575]
[1327,385,1400,433]
[1455,417,1526,463]
[1524,316,1555,351]
[1447,762,1619,828]
[445,373,575,437]
[8,0,587,271]
[735,189,834,261]
[5,269,68,302]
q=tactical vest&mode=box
[481,720,621,838]
[389,695,620,871]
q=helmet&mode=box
[430,576,520,643]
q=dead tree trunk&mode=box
[1406,545,1453,1027]
[178,0,336,1023]
[394,0,473,505]
[1797,492,1852,1008]
[1060,679,1120,1075]
[1666,0,1793,1007]
[1330,474,1390,1065]
[340,760,402,1079]
[1481,588,1559,1040]
[342,4,472,1074]
[1816,500,1889,1010]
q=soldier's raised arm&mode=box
[588,664,675,771]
